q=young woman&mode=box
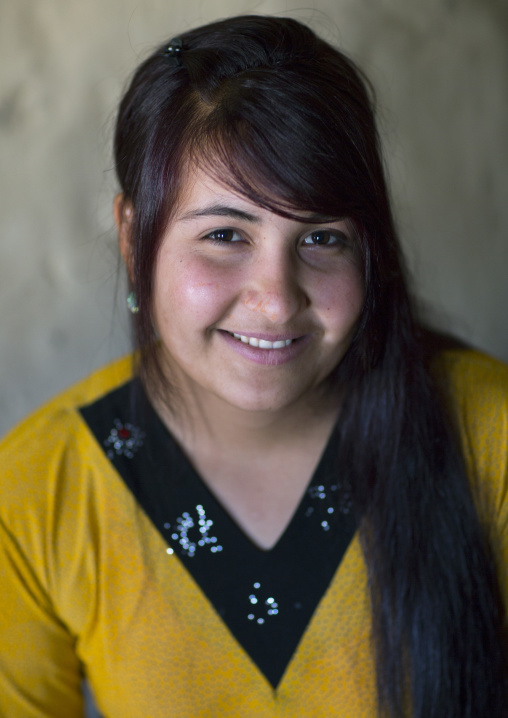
[1,15,507,718]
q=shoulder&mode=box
[433,345,508,439]
[434,347,508,400]
[0,355,134,527]
[435,349,508,535]
[433,348,508,447]
[0,355,134,450]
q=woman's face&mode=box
[150,167,364,415]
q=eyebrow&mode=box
[178,203,261,223]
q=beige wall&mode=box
[1,0,507,437]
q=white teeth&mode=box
[232,333,293,349]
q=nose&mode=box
[242,247,309,324]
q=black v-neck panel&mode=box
[79,379,356,688]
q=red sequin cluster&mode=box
[104,419,145,459]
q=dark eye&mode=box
[206,229,242,243]
[302,230,348,247]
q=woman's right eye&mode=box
[204,229,243,243]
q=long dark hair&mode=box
[114,15,507,716]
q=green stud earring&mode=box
[127,291,139,314]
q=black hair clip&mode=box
[163,37,183,67]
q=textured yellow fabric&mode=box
[0,350,507,717]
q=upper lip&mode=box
[221,330,305,341]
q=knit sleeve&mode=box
[0,513,84,717]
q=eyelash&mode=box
[301,230,348,247]
[202,228,349,248]
[205,229,243,244]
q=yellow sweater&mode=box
[0,350,507,717]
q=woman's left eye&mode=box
[205,229,243,243]
[302,230,347,247]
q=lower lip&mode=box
[218,331,310,366]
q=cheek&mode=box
[153,257,236,328]
[312,265,364,329]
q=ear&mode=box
[114,193,135,282]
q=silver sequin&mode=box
[247,583,279,623]
[167,505,222,557]
[306,478,352,524]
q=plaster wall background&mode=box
[1,0,508,439]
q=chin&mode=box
[216,383,314,414]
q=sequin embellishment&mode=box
[168,505,223,557]
[306,479,352,527]
[247,582,279,624]
[104,419,145,459]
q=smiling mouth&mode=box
[227,332,295,349]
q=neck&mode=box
[148,366,343,551]
[150,369,341,458]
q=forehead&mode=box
[172,162,341,227]
[175,166,262,219]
